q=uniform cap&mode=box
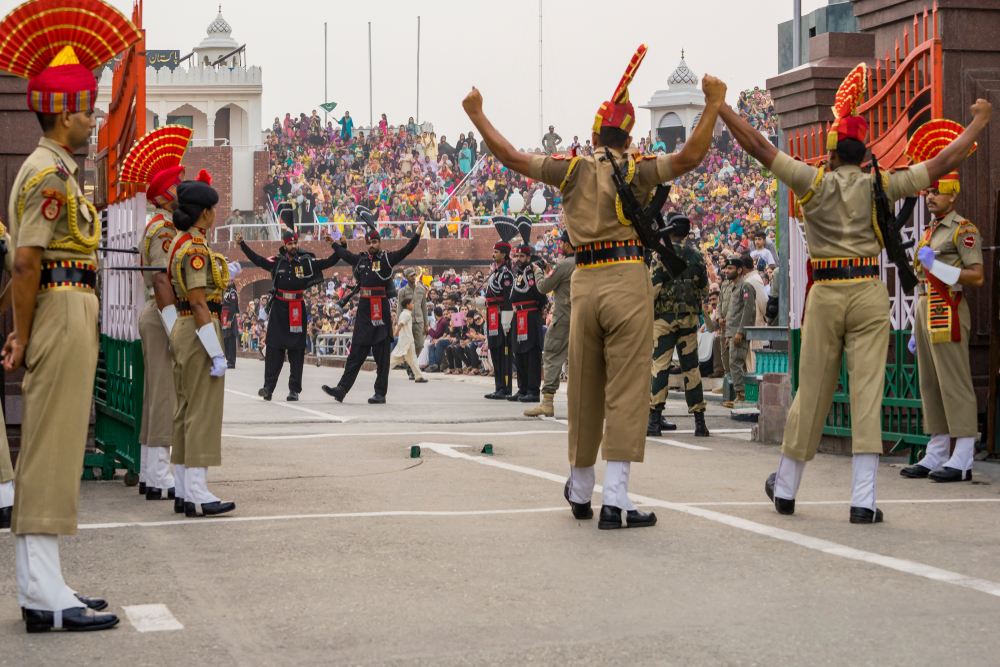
[905,119,975,194]
[282,229,298,242]
[826,64,869,150]
[593,44,647,135]
[491,215,517,251]
[515,243,533,255]
[121,125,194,206]
[0,0,142,113]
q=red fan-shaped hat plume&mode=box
[826,63,869,150]
[593,44,648,135]
[906,119,975,193]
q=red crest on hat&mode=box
[593,44,648,135]
[905,119,974,194]
[826,64,869,150]
[121,125,194,205]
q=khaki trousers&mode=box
[170,317,225,468]
[567,262,653,466]
[729,337,749,392]
[541,321,569,396]
[12,291,99,535]
[412,320,426,355]
[782,280,889,461]
[138,300,176,448]
[915,296,977,437]
[0,425,13,484]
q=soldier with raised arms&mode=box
[464,45,726,530]
[719,64,990,523]
[0,0,142,632]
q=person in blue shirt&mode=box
[336,112,354,141]
[651,137,666,154]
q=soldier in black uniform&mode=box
[484,217,518,400]
[221,281,239,369]
[322,212,425,404]
[236,228,342,401]
[508,240,547,403]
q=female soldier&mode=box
[167,170,237,518]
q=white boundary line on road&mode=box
[686,498,1000,506]
[648,438,712,451]
[123,604,184,632]
[222,428,752,441]
[416,443,1000,599]
[225,389,352,422]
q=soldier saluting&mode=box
[464,45,726,530]
[720,65,990,523]
[237,222,341,401]
[900,120,985,484]
[647,214,710,437]
[322,209,424,404]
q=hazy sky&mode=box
[83,0,826,149]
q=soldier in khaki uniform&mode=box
[464,44,726,529]
[647,215,710,437]
[899,120,985,483]
[721,64,991,524]
[167,172,237,518]
[396,267,428,379]
[0,0,141,631]
[711,268,735,394]
[524,230,574,418]
[119,125,195,501]
[723,255,757,409]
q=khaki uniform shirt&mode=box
[168,226,227,300]
[719,279,735,338]
[770,150,930,260]
[529,149,675,246]
[536,255,574,331]
[7,138,97,265]
[915,210,982,279]
[142,209,177,290]
[396,282,429,323]
[728,275,757,336]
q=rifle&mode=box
[871,154,919,294]
[601,149,687,279]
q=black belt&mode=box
[512,302,538,312]
[575,241,644,268]
[176,299,222,317]
[812,265,880,282]
[39,265,97,291]
[275,290,304,301]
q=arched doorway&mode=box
[657,112,685,151]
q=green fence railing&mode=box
[86,335,144,483]
[790,328,928,463]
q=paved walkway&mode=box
[2,358,998,665]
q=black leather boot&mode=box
[598,505,657,530]
[647,409,662,437]
[563,480,593,520]
[765,473,795,515]
[24,607,119,633]
[0,505,11,530]
[850,507,884,524]
[658,416,677,431]
[694,411,710,437]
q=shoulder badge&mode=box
[962,235,976,248]
[54,158,70,181]
[162,239,171,252]
[190,255,205,270]
[41,195,63,221]
[191,237,206,245]
[552,154,566,161]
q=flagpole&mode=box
[368,22,373,129]
[416,16,420,126]
[324,22,328,125]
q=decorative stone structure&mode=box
[639,52,706,149]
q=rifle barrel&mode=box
[98,246,140,254]
[103,266,168,271]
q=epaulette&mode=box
[888,166,910,173]
[636,155,658,162]
[186,245,209,256]
[191,237,206,245]
[552,154,566,161]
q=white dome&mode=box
[207,12,232,35]
[667,51,698,87]
[195,6,239,63]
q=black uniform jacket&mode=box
[240,241,341,349]
[221,285,239,339]
[332,234,420,346]
[509,263,547,354]
[485,262,514,350]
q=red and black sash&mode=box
[486,295,503,336]
[512,301,537,343]
[275,289,305,332]
[360,286,386,325]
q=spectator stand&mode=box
[784,5,942,462]
[90,0,147,484]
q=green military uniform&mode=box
[726,272,756,398]
[536,255,574,395]
[530,150,674,466]
[649,241,709,413]
[8,138,101,536]
[770,151,930,461]
[168,226,229,469]
[396,278,428,353]
[138,210,177,492]
[913,211,981,438]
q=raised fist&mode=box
[971,98,993,123]
[235,233,244,244]
[462,87,484,117]
[702,75,727,105]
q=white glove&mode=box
[159,304,178,336]
[228,261,242,276]
[210,354,227,377]
[918,245,961,286]
[907,334,916,354]
[196,322,225,363]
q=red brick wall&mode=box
[253,150,269,211]
[182,146,232,216]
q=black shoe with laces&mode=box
[322,385,346,402]
[258,387,273,401]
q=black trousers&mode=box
[489,334,512,394]
[514,348,542,395]
[446,343,482,369]
[224,334,237,368]
[264,346,305,393]
[337,336,392,398]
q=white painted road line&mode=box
[123,604,184,632]
[225,389,351,423]
[417,443,1000,600]
[222,428,750,441]
[685,498,1000,507]
[649,438,712,451]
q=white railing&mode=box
[102,195,148,340]
[313,333,353,360]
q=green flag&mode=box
[320,102,338,113]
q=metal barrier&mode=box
[312,333,353,362]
